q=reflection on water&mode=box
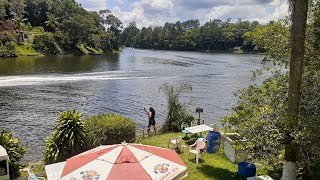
[0,49,263,162]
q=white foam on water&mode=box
[0,71,150,87]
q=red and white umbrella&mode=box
[56,143,187,180]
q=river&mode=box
[0,48,263,162]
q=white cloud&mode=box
[115,0,125,5]
[113,0,179,28]
[77,0,107,11]
[77,0,289,28]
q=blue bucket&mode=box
[206,131,221,154]
[238,162,256,177]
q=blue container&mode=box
[238,162,256,177]
[206,131,221,154]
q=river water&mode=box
[0,48,263,162]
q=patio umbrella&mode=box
[54,142,187,180]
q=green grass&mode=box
[16,43,42,56]
[136,133,272,180]
[76,44,103,54]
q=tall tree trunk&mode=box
[282,0,308,179]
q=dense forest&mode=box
[120,19,264,52]
[0,0,122,57]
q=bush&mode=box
[0,41,17,57]
[0,130,26,180]
[33,32,62,55]
[0,20,16,31]
[85,114,136,147]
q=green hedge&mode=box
[85,114,136,147]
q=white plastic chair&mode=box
[188,140,206,164]
[181,122,188,130]
[168,136,182,150]
[28,169,45,180]
[181,122,189,137]
[191,120,198,127]
[209,123,218,130]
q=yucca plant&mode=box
[44,134,61,163]
[44,110,86,163]
[0,130,25,179]
[160,83,194,132]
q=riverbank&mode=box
[0,43,106,58]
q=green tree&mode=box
[0,0,7,20]
[0,130,25,179]
[5,0,25,19]
[283,0,309,179]
[99,10,122,50]
[121,22,140,47]
[24,0,49,26]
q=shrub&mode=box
[32,32,62,55]
[44,110,86,164]
[0,130,26,180]
[85,114,136,147]
[0,41,17,57]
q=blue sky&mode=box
[76,0,288,28]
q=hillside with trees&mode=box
[0,0,122,57]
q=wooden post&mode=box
[196,108,203,125]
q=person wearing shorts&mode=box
[144,107,156,134]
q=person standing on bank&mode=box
[144,107,156,135]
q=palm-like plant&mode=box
[55,109,86,156]
[44,110,86,163]
[11,15,28,31]
[45,14,59,31]
[44,134,61,163]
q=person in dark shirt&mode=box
[144,107,156,134]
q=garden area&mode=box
[16,132,276,180]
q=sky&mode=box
[76,0,289,28]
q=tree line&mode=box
[120,19,265,52]
[0,0,271,57]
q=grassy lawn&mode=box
[136,132,269,180]
[20,132,275,179]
